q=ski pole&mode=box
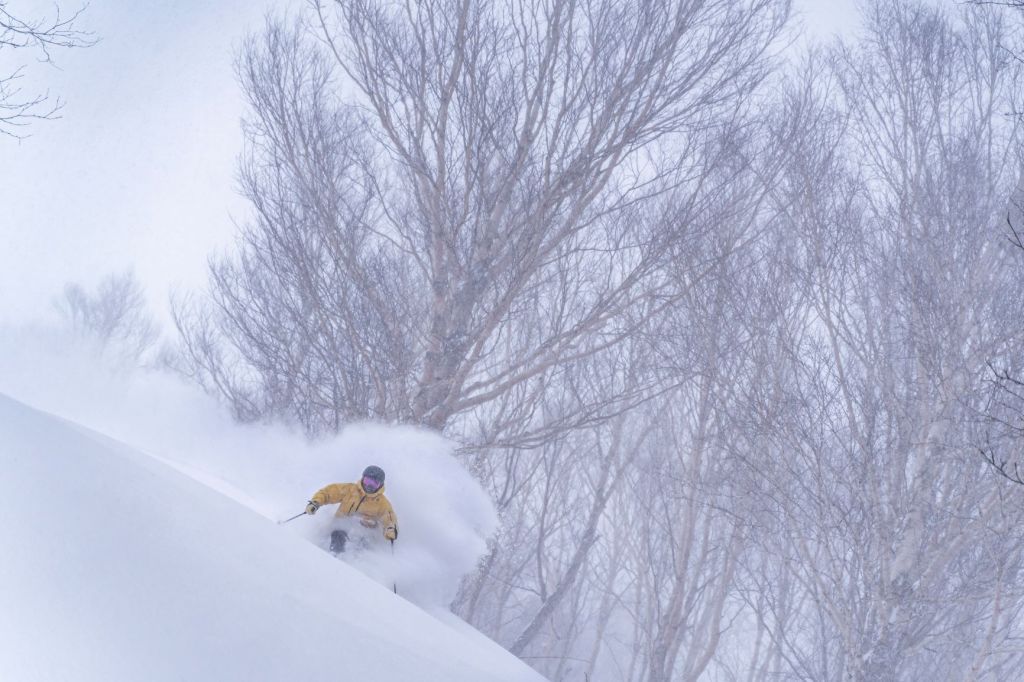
[391,539,397,594]
[278,511,306,525]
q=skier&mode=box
[305,465,398,554]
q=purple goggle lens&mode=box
[362,476,382,492]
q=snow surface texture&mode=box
[0,393,543,681]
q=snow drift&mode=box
[0,393,544,681]
[0,323,499,607]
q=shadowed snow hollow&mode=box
[0,394,545,682]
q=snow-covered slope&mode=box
[0,393,545,682]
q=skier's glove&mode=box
[384,525,398,541]
[305,500,320,515]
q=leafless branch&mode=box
[0,1,95,136]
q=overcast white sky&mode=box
[0,0,860,328]
[0,0,277,325]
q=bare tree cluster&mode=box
[176,0,1024,679]
[58,271,161,366]
[730,4,1024,680]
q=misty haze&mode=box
[3,0,1024,680]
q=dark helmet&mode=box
[361,465,385,493]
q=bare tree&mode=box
[175,0,792,442]
[0,1,93,137]
[57,271,160,366]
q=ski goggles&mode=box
[361,476,383,493]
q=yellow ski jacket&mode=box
[310,482,398,539]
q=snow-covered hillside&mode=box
[0,393,545,681]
